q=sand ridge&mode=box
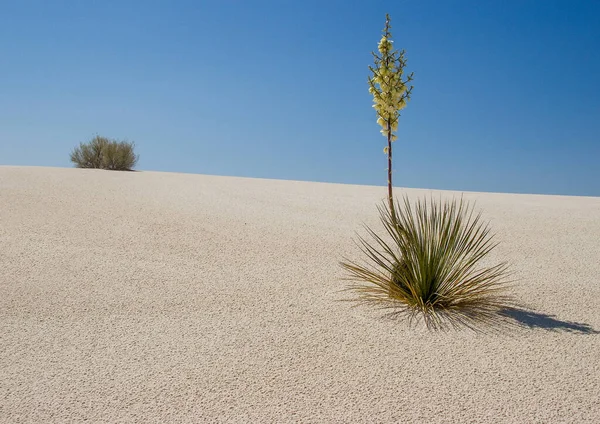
[1,166,599,423]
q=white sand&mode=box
[1,166,599,423]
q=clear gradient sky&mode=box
[1,0,599,196]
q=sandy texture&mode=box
[1,166,599,423]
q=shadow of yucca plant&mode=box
[341,196,515,330]
[70,136,138,171]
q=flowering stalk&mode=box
[368,14,413,218]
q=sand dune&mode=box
[1,166,599,423]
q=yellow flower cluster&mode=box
[378,36,393,55]
[369,35,410,145]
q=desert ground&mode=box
[1,166,599,423]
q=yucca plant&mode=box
[341,196,514,330]
[340,14,514,329]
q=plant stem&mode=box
[387,121,395,220]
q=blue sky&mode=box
[1,0,599,196]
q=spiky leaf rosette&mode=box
[341,196,515,330]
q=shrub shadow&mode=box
[499,308,599,334]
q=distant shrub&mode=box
[70,136,107,169]
[70,136,138,171]
[101,139,138,170]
